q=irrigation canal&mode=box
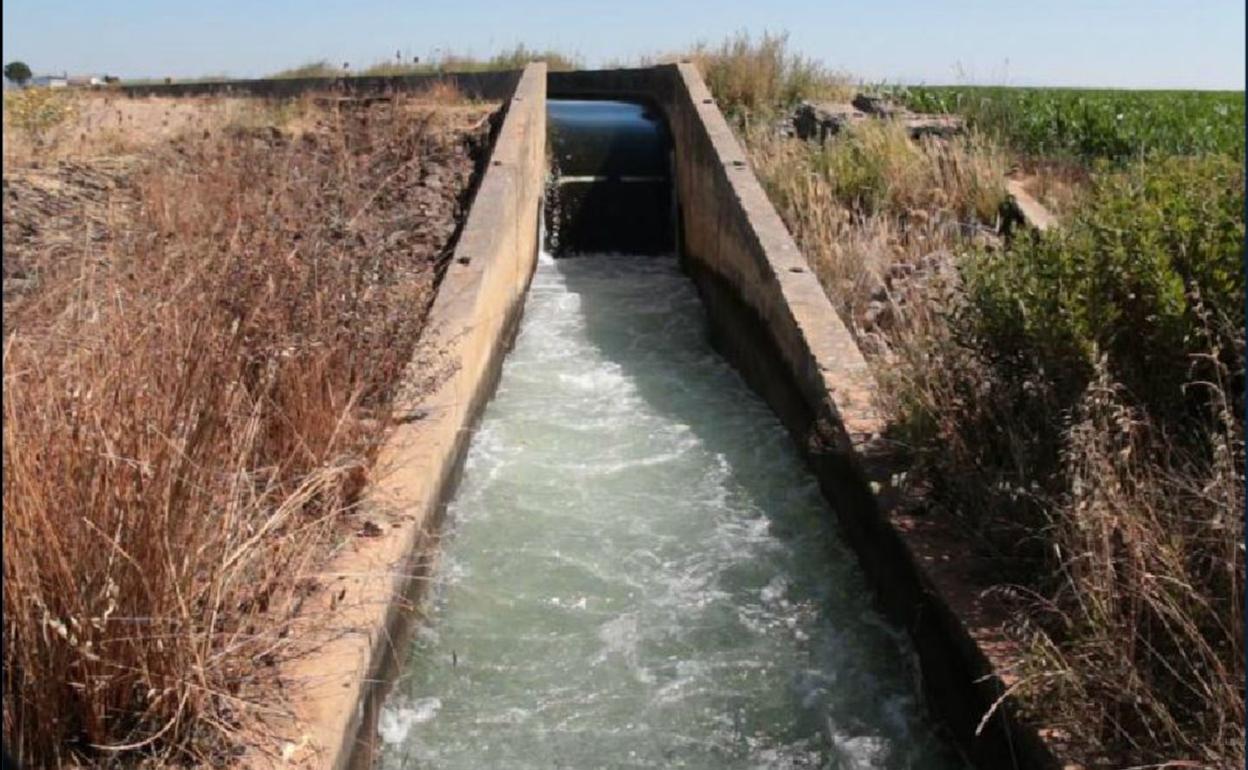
[370,99,966,769]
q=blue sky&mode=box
[3,1,1244,89]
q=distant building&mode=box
[66,75,105,87]
[23,73,108,89]
[30,74,68,88]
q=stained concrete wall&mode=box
[120,70,520,100]
[268,63,546,770]
[552,65,1058,770]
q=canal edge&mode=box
[665,62,1063,770]
[254,62,547,770]
[545,63,1064,770]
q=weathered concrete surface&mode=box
[1005,178,1058,232]
[552,65,1059,770]
[792,99,965,141]
[259,63,546,770]
[120,70,520,100]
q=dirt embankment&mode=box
[2,95,498,766]
[3,157,141,303]
[4,96,493,313]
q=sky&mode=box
[2,0,1245,89]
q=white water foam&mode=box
[378,697,442,745]
[378,255,964,769]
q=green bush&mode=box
[917,153,1247,765]
[4,60,32,86]
[482,45,580,72]
[270,60,343,79]
[959,154,1245,424]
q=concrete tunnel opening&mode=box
[544,99,676,257]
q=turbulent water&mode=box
[377,254,964,770]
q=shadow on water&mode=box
[551,255,966,768]
[546,100,673,257]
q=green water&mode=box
[377,254,963,769]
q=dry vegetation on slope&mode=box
[695,32,1245,770]
[2,90,494,765]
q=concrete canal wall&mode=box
[269,63,546,770]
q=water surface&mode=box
[378,254,963,769]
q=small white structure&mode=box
[30,74,68,88]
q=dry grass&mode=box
[742,119,1006,329]
[690,32,854,118]
[631,31,853,120]
[408,79,470,106]
[272,45,582,80]
[680,32,1005,339]
[879,311,1245,768]
[2,96,491,766]
[1012,158,1090,218]
[1022,357,1244,766]
[2,92,320,168]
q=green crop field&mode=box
[897,85,1244,161]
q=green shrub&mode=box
[959,154,1245,424]
[881,144,1245,770]
[483,44,580,72]
[270,60,342,79]
[3,88,76,142]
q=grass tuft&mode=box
[682,31,854,121]
[743,119,1006,324]
[270,60,343,79]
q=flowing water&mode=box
[377,254,964,769]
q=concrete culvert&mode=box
[544,99,675,257]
